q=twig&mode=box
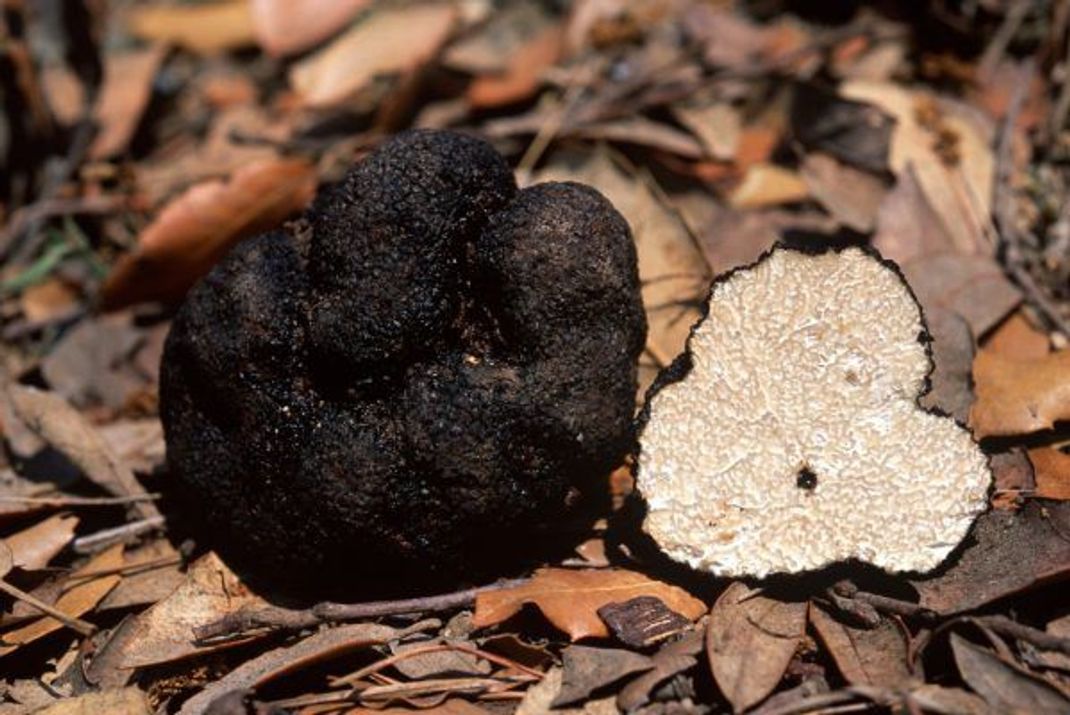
[978,0,1031,80]
[0,195,127,257]
[994,59,1070,337]
[332,642,544,686]
[0,493,160,507]
[0,578,96,637]
[194,576,531,642]
[71,515,165,553]
[972,614,1070,656]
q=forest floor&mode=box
[3,1,1070,713]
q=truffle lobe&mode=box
[637,246,991,577]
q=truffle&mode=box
[636,246,990,577]
[160,130,646,592]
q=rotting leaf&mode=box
[902,252,1020,339]
[0,544,122,657]
[105,552,268,669]
[707,582,807,714]
[289,3,458,108]
[970,349,1070,438]
[598,595,693,648]
[809,604,915,688]
[1028,448,1070,501]
[912,501,1070,614]
[951,634,1070,713]
[99,158,316,310]
[472,567,705,641]
[177,620,432,715]
[4,514,79,571]
[553,645,654,707]
[126,0,256,55]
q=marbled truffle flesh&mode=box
[637,246,990,577]
[160,130,647,594]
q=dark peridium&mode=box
[159,129,647,595]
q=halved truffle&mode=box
[160,130,647,593]
[636,246,990,577]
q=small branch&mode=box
[0,493,160,507]
[72,515,165,553]
[972,614,1070,657]
[194,577,530,642]
[0,578,96,637]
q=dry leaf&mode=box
[0,544,122,657]
[89,46,167,159]
[728,164,809,209]
[178,621,423,715]
[467,24,564,109]
[5,385,158,520]
[672,102,742,161]
[951,634,1070,713]
[984,312,1051,359]
[33,688,151,715]
[706,583,807,714]
[516,667,617,715]
[251,0,370,56]
[1028,448,1070,501]
[554,645,654,707]
[913,501,1070,613]
[4,514,79,571]
[841,81,994,256]
[99,158,316,310]
[127,1,256,55]
[19,278,79,323]
[618,630,704,711]
[290,3,457,108]
[902,253,1020,338]
[919,307,975,423]
[98,539,184,612]
[872,167,958,264]
[41,315,147,410]
[969,349,1070,438]
[107,552,268,669]
[472,567,705,641]
[800,152,887,232]
[809,604,914,688]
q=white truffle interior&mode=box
[637,247,990,577]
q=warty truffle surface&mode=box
[160,130,647,592]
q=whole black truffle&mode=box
[160,130,647,593]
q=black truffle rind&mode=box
[160,130,647,593]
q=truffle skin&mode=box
[636,246,990,578]
[160,130,647,592]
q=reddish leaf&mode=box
[126,1,256,55]
[1029,448,1070,501]
[3,514,79,572]
[251,0,371,56]
[472,568,705,641]
[99,158,316,310]
[970,349,1070,438]
[707,582,807,713]
[467,24,564,109]
[289,4,457,108]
